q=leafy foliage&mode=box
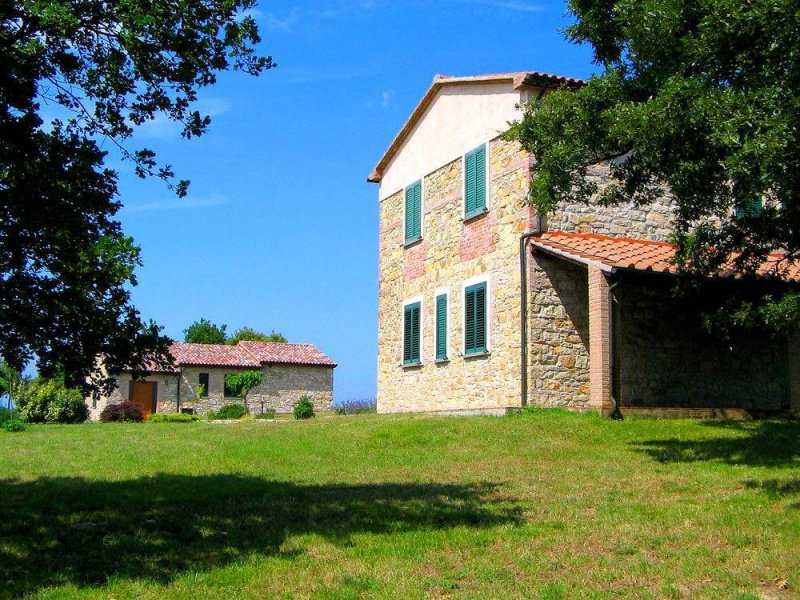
[184,319,227,344]
[506,0,800,330]
[255,409,277,420]
[3,419,28,432]
[227,327,287,344]
[0,1,274,394]
[208,403,247,420]
[334,398,377,415]
[293,395,315,420]
[149,413,199,423]
[223,371,262,412]
[15,378,88,424]
[0,407,12,425]
[99,401,144,423]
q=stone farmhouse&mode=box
[88,341,336,419]
[369,71,800,417]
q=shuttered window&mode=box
[435,293,448,361]
[198,373,209,397]
[464,282,487,355]
[403,301,421,365]
[735,198,763,219]
[404,180,422,243]
[464,144,487,218]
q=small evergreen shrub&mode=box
[99,401,144,423]
[208,403,247,420]
[14,379,88,424]
[4,419,28,432]
[149,413,199,423]
[255,409,276,420]
[293,395,315,420]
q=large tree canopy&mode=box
[0,1,274,393]
[507,0,800,330]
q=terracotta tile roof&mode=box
[367,71,584,184]
[532,232,800,282]
[169,342,261,368]
[146,341,337,372]
[237,341,337,367]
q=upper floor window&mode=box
[735,198,763,219]
[403,300,421,365]
[404,180,422,244]
[198,373,209,397]
[464,282,487,355]
[464,144,487,219]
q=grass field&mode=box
[0,410,798,599]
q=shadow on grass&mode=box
[632,420,800,468]
[0,475,521,598]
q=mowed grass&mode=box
[0,411,798,599]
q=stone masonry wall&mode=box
[547,163,676,242]
[527,256,591,408]
[377,137,535,413]
[617,277,790,409]
[87,364,333,420]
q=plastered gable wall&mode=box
[87,365,333,419]
[377,137,535,413]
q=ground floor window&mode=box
[224,374,240,398]
[403,301,421,365]
[464,281,487,355]
[435,292,448,360]
[198,373,209,397]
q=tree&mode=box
[0,2,274,394]
[224,370,262,413]
[227,327,287,344]
[506,0,800,331]
[184,319,227,345]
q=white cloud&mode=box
[261,8,301,33]
[134,96,230,140]
[122,191,230,213]
[381,89,395,108]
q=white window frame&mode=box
[434,286,450,362]
[461,274,491,355]
[461,140,491,221]
[401,294,424,366]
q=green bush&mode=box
[255,409,276,420]
[15,379,88,424]
[4,419,28,432]
[208,403,247,420]
[293,395,315,420]
[149,413,199,423]
[0,407,12,425]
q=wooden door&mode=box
[130,381,157,418]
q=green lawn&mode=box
[0,411,798,599]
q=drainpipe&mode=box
[608,276,624,420]
[520,214,544,407]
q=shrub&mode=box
[99,401,144,423]
[255,409,276,420]
[293,395,315,420]
[334,398,377,415]
[14,379,88,424]
[149,413,199,423]
[208,403,247,420]
[0,407,12,425]
[4,419,28,432]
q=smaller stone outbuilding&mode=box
[88,341,336,420]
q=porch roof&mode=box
[531,232,800,282]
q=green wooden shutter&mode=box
[465,144,486,218]
[435,294,447,360]
[403,302,421,364]
[465,282,487,354]
[735,198,763,219]
[404,180,422,243]
[465,150,477,216]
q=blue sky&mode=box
[112,0,598,402]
